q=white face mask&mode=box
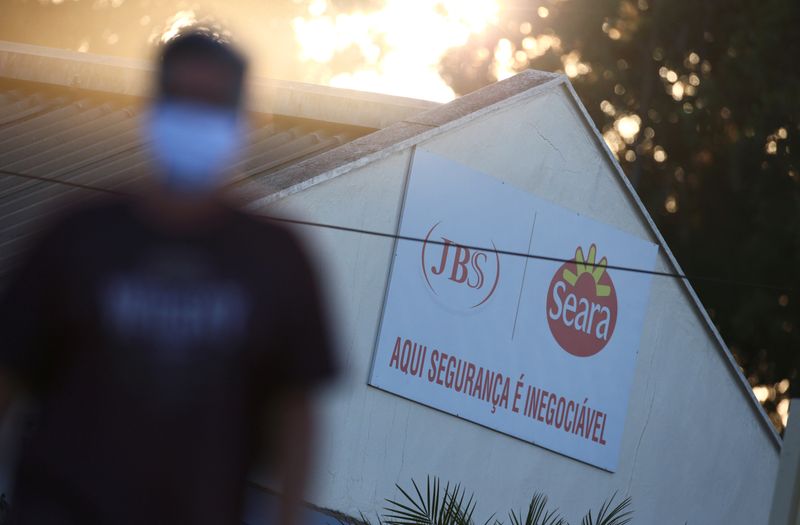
[145,101,243,195]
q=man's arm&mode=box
[275,390,314,525]
[268,229,337,525]
[0,217,70,410]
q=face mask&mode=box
[145,101,243,195]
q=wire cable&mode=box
[263,214,793,292]
[0,167,793,292]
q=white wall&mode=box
[261,82,779,524]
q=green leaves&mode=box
[383,477,481,525]
[579,493,633,525]
[509,493,566,525]
[376,477,632,525]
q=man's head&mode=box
[145,30,248,197]
[158,30,246,109]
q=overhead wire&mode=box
[0,167,793,293]
[261,214,793,292]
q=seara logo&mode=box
[546,244,618,357]
[421,221,500,309]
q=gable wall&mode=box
[258,82,778,524]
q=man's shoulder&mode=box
[30,196,133,243]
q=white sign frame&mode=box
[369,148,658,471]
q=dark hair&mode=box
[157,29,247,107]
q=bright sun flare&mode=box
[292,0,500,102]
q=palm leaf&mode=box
[580,493,632,525]
[509,493,566,525]
[383,477,478,525]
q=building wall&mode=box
[262,83,778,524]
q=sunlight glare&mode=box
[778,398,790,427]
[561,50,590,78]
[292,0,500,101]
[615,114,641,142]
[156,10,198,44]
[492,38,516,81]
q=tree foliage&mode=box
[441,0,800,432]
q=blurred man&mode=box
[0,30,336,524]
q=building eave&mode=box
[0,40,438,129]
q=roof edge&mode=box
[235,69,561,202]
[0,40,438,129]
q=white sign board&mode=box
[369,149,658,471]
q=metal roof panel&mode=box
[0,79,374,280]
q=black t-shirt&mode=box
[0,198,336,524]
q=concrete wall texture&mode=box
[261,81,780,524]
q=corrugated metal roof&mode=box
[0,78,373,281]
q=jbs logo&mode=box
[421,222,500,309]
[546,244,617,357]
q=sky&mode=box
[1,0,523,102]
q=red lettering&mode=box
[400,339,412,372]
[468,252,486,289]
[436,352,448,385]
[418,347,427,378]
[449,245,471,283]
[584,408,596,439]
[445,355,456,388]
[427,350,439,382]
[537,390,548,422]
[482,370,495,402]
[554,397,566,429]
[453,359,465,392]
[592,412,607,444]
[431,240,455,276]
[528,387,541,418]
[464,363,476,393]
[545,393,556,425]
[599,413,607,445]
[564,401,575,432]
[473,367,484,397]
[389,337,401,369]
